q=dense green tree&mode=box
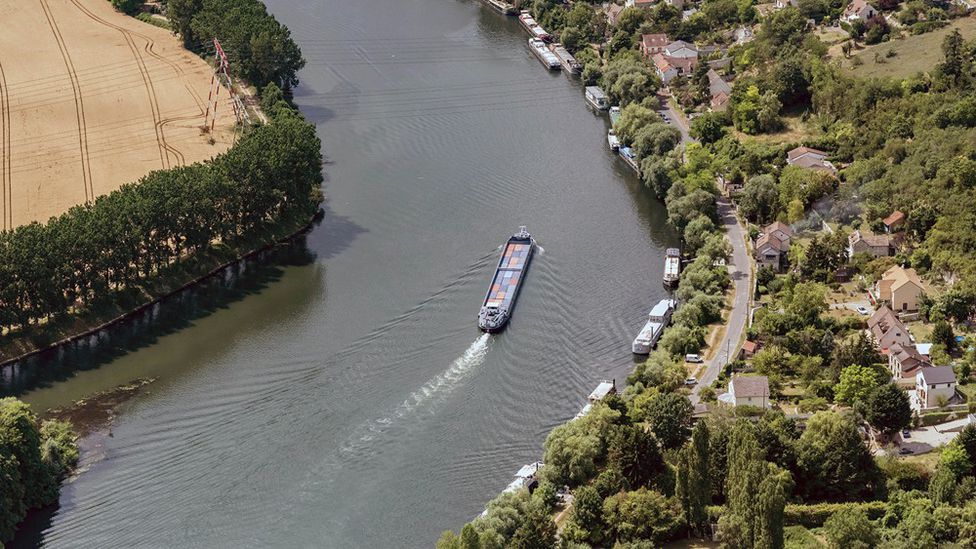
[643,393,693,450]
[822,508,879,549]
[567,485,605,544]
[684,215,717,255]
[685,421,711,533]
[754,473,786,549]
[607,424,665,488]
[834,364,885,405]
[932,320,956,352]
[865,383,912,437]
[602,488,682,544]
[739,174,779,223]
[509,505,556,549]
[830,333,884,382]
[111,0,142,15]
[720,421,763,547]
[795,412,881,501]
[542,405,620,486]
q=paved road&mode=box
[691,196,751,404]
[657,91,692,144]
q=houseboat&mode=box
[632,319,664,354]
[478,227,534,332]
[503,462,544,493]
[607,128,620,151]
[648,298,675,325]
[609,105,622,126]
[584,86,609,110]
[588,379,617,403]
[518,11,551,41]
[547,43,582,74]
[529,39,561,70]
[663,248,681,286]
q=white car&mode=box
[684,377,698,386]
[855,306,870,315]
[685,354,703,363]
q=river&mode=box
[8,0,677,546]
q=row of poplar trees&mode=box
[0,106,323,333]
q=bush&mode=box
[111,0,142,15]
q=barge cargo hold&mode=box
[548,43,582,74]
[518,11,551,41]
[529,39,561,70]
[479,227,534,332]
[663,248,681,286]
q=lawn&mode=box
[732,114,817,147]
[842,17,976,79]
[785,525,826,549]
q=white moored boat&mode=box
[632,319,664,354]
[607,128,620,151]
[664,248,681,286]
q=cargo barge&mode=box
[632,299,675,354]
[585,86,609,110]
[664,248,681,286]
[547,43,582,74]
[479,227,534,332]
[529,39,561,70]
[518,11,552,41]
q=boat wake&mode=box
[339,333,491,456]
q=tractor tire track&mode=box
[0,60,10,230]
[39,0,93,203]
[65,0,173,168]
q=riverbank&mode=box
[0,210,320,369]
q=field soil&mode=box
[0,0,236,230]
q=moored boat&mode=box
[619,146,640,174]
[609,105,622,126]
[632,319,664,354]
[664,248,681,286]
[608,128,620,151]
[547,42,582,74]
[528,38,561,70]
[518,11,551,41]
[478,227,534,332]
[585,86,609,110]
[480,0,516,14]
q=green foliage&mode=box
[607,424,665,489]
[602,488,682,544]
[834,364,885,406]
[691,112,728,144]
[0,398,78,543]
[601,57,659,107]
[642,393,693,450]
[168,0,305,90]
[931,320,956,352]
[865,384,912,437]
[542,404,620,487]
[739,174,780,223]
[659,324,707,358]
[822,507,879,549]
[566,485,606,544]
[795,412,881,501]
[111,0,142,15]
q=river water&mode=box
[8,0,677,546]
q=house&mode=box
[843,0,878,21]
[868,305,913,352]
[754,221,793,272]
[848,230,893,258]
[876,266,924,312]
[774,0,798,8]
[662,40,699,74]
[625,0,658,6]
[888,343,932,382]
[786,146,837,174]
[915,366,958,410]
[652,54,679,84]
[711,91,731,110]
[883,210,906,233]
[640,33,670,58]
[740,340,760,359]
[720,375,771,408]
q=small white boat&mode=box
[588,380,616,402]
[607,128,620,151]
[503,461,544,493]
[648,299,675,324]
[664,248,681,286]
[609,105,621,126]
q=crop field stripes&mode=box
[66,0,177,168]
[39,0,94,202]
[0,59,10,230]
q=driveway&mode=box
[691,196,751,405]
[657,91,693,145]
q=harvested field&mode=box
[0,0,236,230]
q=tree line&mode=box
[0,102,322,334]
[0,398,78,543]
[165,0,305,91]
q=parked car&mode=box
[856,306,870,315]
[899,447,912,455]
[685,354,703,363]
[902,429,911,438]
[684,377,698,386]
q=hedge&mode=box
[707,501,887,527]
